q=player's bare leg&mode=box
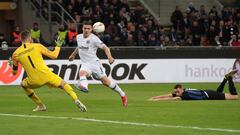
[225,93,238,100]
[100,76,128,107]
[60,80,87,112]
[20,82,46,111]
[74,70,89,93]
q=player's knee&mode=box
[101,80,107,85]
[101,77,111,87]
[60,80,67,89]
[101,79,110,86]
[28,92,34,98]
[79,71,89,77]
[20,82,26,89]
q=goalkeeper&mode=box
[9,30,87,112]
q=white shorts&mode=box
[80,60,106,79]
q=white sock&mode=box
[108,81,125,97]
[79,76,88,90]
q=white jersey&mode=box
[235,62,240,82]
[76,33,104,63]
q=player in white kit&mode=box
[69,21,128,107]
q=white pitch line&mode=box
[0,113,239,133]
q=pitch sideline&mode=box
[0,113,239,133]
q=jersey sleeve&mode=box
[93,36,104,48]
[180,92,189,100]
[11,51,19,73]
[76,35,80,47]
[12,52,18,67]
[37,44,60,59]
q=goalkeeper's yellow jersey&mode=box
[12,42,60,81]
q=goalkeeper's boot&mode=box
[121,95,128,107]
[74,84,89,93]
[33,104,47,112]
[225,69,238,79]
[75,100,87,112]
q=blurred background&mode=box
[0,0,240,48]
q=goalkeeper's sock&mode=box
[108,81,126,97]
[23,88,43,105]
[63,84,78,101]
[79,76,88,90]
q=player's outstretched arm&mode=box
[39,37,64,59]
[39,45,60,59]
[9,55,18,75]
[69,47,78,61]
[102,44,114,64]
[148,94,172,101]
[149,94,182,101]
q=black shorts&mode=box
[204,90,226,100]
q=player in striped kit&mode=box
[149,70,239,101]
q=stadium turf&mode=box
[0,83,239,135]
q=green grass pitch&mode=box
[0,83,240,135]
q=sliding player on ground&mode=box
[149,70,239,101]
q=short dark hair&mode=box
[172,84,183,97]
[83,20,92,26]
[33,22,38,26]
[174,84,182,89]
[21,30,30,42]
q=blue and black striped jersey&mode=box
[180,88,209,100]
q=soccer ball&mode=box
[93,22,105,33]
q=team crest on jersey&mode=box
[86,40,90,44]
[79,46,89,50]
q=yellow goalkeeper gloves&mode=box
[55,37,64,47]
[8,57,13,67]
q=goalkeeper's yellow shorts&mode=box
[21,72,62,89]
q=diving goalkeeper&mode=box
[9,30,87,112]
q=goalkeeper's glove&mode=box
[55,37,64,47]
[8,57,13,67]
